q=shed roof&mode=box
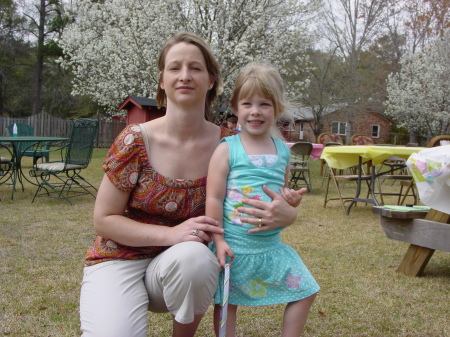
[117,95,158,111]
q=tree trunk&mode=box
[409,130,418,144]
[32,0,46,116]
[0,75,3,117]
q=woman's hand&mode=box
[171,216,224,245]
[237,185,300,233]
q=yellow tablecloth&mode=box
[320,145,426,170]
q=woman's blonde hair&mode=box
[230,62,292,139]
[156,32,223,121]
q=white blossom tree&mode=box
[59,0,317,120]
[385,29,450,139]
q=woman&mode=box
[79,32,299,337]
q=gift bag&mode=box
[407,146,450,214]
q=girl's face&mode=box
[160,42,214,109]
[236,92,275,137]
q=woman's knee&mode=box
[146,242,220,318]
[169,242,219,282]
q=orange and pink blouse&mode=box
[84,124,235,266]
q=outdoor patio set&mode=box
[0,119,98,204]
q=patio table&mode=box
[0,136,68,199]
[320,145,425,214]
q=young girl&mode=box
[206,62,320,337]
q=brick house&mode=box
[282,104,394,144]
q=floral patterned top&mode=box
[84,124,235,266]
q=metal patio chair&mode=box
[289,142,313,192]
[375,143,417,205]
[0,143,14,192]
[30,119,98,204]
[317,132,344,178]
[349,134,374,145]
[428,135,450,147]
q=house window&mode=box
[372,125,380,138]
[332,122,346,135]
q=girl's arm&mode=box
[206,142,234,267]
[94,175,223,247]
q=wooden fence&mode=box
[0,112,126,148]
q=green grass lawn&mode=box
[1,150,449,336]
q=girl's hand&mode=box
[171,216,224,245]
[215,240,235,268]
[237,185,299,233]
[280,187,307,208]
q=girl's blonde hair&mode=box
[156,32,223,121]
[230,62,292,139]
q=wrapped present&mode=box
[407,146,450,213]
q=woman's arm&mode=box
[237,185,303,233]
[280,164,307,208]
[94,175,223,247]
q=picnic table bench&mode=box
[372,206,450,276]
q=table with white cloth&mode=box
[372,145,450,276]
[320,145,425,214]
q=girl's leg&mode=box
[214,304,238,337]
[145,241,220,337]
[80,259,152,337]
[281,293,317,337]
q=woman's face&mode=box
[160,42,214,109]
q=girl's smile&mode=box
[237,93,275,136]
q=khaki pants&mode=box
[80,242,220,337]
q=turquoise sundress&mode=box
[211,134,320,306]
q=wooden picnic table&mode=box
[372,206,450,276]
